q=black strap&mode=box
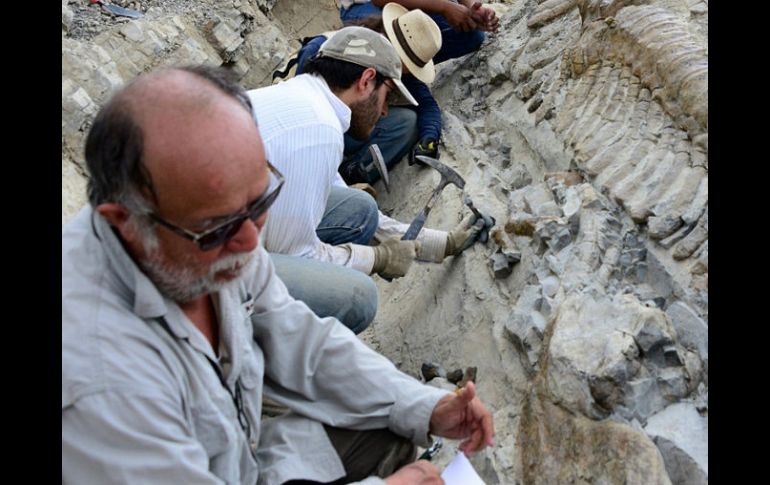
[272,36,319,81]
[392,19,427,68]
[272,56,299,80]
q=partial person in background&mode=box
[341,1,500,160]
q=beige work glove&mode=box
[444,214,486,258]
[372,237,419,279]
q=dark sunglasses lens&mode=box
[196,175,283,251]
[248,186,281,222]
[198,217,246,251]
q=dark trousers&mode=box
[283,425,416,484]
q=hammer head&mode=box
[368,144,390,193]
[415,155,466,190]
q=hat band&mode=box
[391,19,427,68]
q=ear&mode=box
[356,67,378,94]
[96,203,130,225]
[96,203,136,241]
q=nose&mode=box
[224,214,266,253]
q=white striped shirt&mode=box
[248,74,446,274]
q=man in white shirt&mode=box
[62,65,495,484]
[249,27,484,334]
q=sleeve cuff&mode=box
[416,229,448,263]
[348,244,376,274]
[388,386,451,448]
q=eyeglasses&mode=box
[148,161,284,251]
[383,79,399,104]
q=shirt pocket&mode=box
[191,405,236,459]
[239,344,264,431]
[239,338,264,390]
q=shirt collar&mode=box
[306,73,351,133]
[91,209,170,322]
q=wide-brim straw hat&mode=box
[382,2,442,84]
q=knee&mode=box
[374,108,417,141]
[389,108,417,131]
[344,276,378,334]
[394,110,418,142]
[349,190,379,242]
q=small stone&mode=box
[647,215,683,240]
[421,362,445,382]
[490,251,516,278]
[665,301,708,361]
[490,253,510,277]
[459,366,478,387]
[446,369,464,384]
[540,276,560,298]
[663,345,683,367]
[658,221,695,249]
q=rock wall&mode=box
[62,0,339,222]
[61,0,707,483]
[367,0,707,482]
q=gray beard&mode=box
[139,249,256,303]
[131,214,256,302]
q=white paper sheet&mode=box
[440,451,486,485]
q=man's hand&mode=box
[372,237,419,279]
[429,381,495,456]
[445,214,485,258]
[470,1,499,32]
[384,460,443,485]
[442,1,478,32]
[409,138,440,165]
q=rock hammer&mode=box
[402,155,466,241]
[366,144,390,193]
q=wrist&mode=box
[438,0,455,16]
[371,245,385,274]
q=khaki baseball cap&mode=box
[318,26,418,106]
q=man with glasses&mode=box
[251,26,486,335]
[63,65,494,484]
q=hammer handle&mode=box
[402,183,444,241]
[402,209,429,241]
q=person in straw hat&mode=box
[294,4,448,185]
[341,1,499,63]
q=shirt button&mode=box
[250,439,257,452]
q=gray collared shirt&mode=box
[62,207,449,484]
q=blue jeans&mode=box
[340,107,419,185]
[340,4,486,65]
[316,185,379,244]
[270,186,380,334]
